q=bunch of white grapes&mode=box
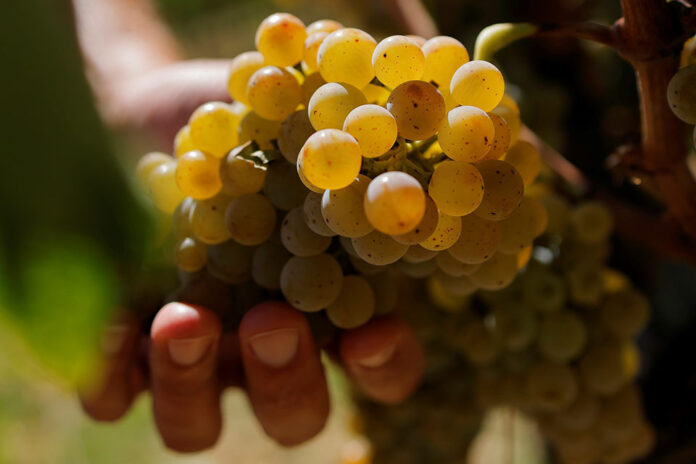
[668,46,696,145]
[135,12,547,330]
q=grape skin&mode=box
[255,13,306,67]
[450,60,505,112]
[298,129,362,190]
[148,161,185,215]
[278,109,315,164]
[392,195,439,245]
[364,171,426,235]
[504,140,541,186]
[303,192,335,237]
[189,102,239,158]
[317,28,376,89]
[343,104,398,158]
[421,36,470,89]
[470,252,518,290]
[206,239,254,284]
[190,195,234,245]
[246,66,302,121]
[435,251,480,277]
[281,207,332,257]
[352,230,408,265]
[438,106,494,162]
[537,311,587,363]
[308,82,367,131]
[173,126,196,158]
[667,64,696,124]
[175,150,222,200]
[497,197,542,253]
[238,111,281,150]
[474,160,524,221]
[326,275,376,328]
[174,237,207,273]
[306,19,343,35]
[303,32,328,72]
[280,254,344,312]
[136,152,171,187]
[402,245,438,263]
[483,113,511,161]
[227,51,265,105]
[428,160,484,216]
[372,35,425,89]
[251,242,291,290]
[264,160,309,211]
[220,146,267,197]
[321,174,374,238]
[447,214,499,264]
[419,212,461,251]
[387,81,446,141]
[224,193,277,246]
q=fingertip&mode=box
[151,302,221,344]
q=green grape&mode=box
[387,80,446,140]
[497,197,542,253]
[343,104,398,158]
[264,160,308,210]
[447,214,499,264]
[281,207,332,256]
[224,193,276,246]
[450,60,504,111]
[303,192,335,237]
[491,305,537,351]
[435,251,480,276]
[561,238,610,271]
[541,193,570,235]
[147,161,185,214]
[206,239,254,284]
[362,83,390,105]
[393,195,439,245]
[220,146,267,197]
[136,152,171,187]
[173,126,197,158]
[569,201,613,244]
[419,212,461,251]
[255,12,306,67]
[296,154,324,193]
[321,174,373,237]
[528,196,548,237]
[326,275,376,329]
[432,270,478,296]
[174,237,207,273]
[428,160,484,216]
[189,102,239,158]
[246,66,302,121]
[537,311,587,363]
[438,106,494,162]
[580,338,638,396]
[504,140,540,186]
[667,64,696,123]
[238,111,281,150]
[298,129,362,190]
[474,159,524,220]
[526,361,579,413]
[596,386,643,442]
[421,36,470,90]
[172,196,195,238]
[396,258,439,278]
[552,391,600,432]
[348,254,384,276]
[251,242,291,290]
[278,109,315,164]
[426,275,470,312]
[522,268,566,312]
[190,195,233,245]
[303,32,328,72]
[371,270,400,315]
[483,113,511,160]
[352,230,408,265]
[175,150,222,200]
[600,289,650,339]
[566,264,605,306]
[301,72,326,106]
[227,51,265,105]
[280,254,343,312]
[306,19,343,35]
[317,28,376,89]
[364,171,426,235]
[403,245,438,263]
[372,35,425,88]
[491,97,521,145]
[470,252,518,290]
[308,82,367,130]
[457,319,500,366]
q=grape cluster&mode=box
[355,197,654,464]
[667,57,696,148]
[135,12,547,330]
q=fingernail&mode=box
[168,335,214,366]
[249,328,299,368]
[101,325,130,355]
[358,344,396,368]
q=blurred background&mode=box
[1,0,696,462]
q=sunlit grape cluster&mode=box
[356,198,654,464]
[135,12,547,330]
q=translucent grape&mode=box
[387,80,445,140]
[569,201,613,244]
[255,13,306,67]
[303,192,335,237]
[148,161,185,214]
[667,64,696,123]
[403,245,438,263]
[352,230,408,265]
[542,193,570,235]
[427,276,471,312]
[342,104,398,158]
[301,72,326,106]
[227,51,265,105]
[298,129,362,190]
[580,338,637,396]
[296,154,324,194]
[220,146,267,197]
[491,305,537,351]
[172,196,195,238]
[474,159,524,220]
[306,19,343,35]
[364,171,426,235]
[251,242,291,290]
[280,254,343,312]
[447,214,499,264]
[396,258,438,279]
[361,83,390,105]
[567,264,605,306]
[317,28,376,89]
[491,94,521,143]
[136,152,171,187]
[393,195,439,245]
[435,251,480,277]
[264,160,308,210]
[321,174,373,237]
[189,102,239,158]
[303,32,328,72]
[470,252,518,290]
[238,109,281,150]
[483,113,511,160]
[450,60,504,111]
[308,82,367,130]
[537,311,587,363]
[190,195,233,245]
[504,140,540,186]
[497,197,542,253]
[526,361,579,412]
[173,126,197,158]
[438,106,494,162]
[206,239,254,284]
[522,268,566,312]
[224,193,276,246]
[348,254,384,276]
[326,275,376,329]
[246,66,302,121]
[600,289,650,338]
[421,36,470,89]
[175,150,222,200]
[281,207,332,256]
[174,237,207,273]
[428,160,484,216]
[372,35,425,88]
[278,109,315,164]
[419,213,461,251]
